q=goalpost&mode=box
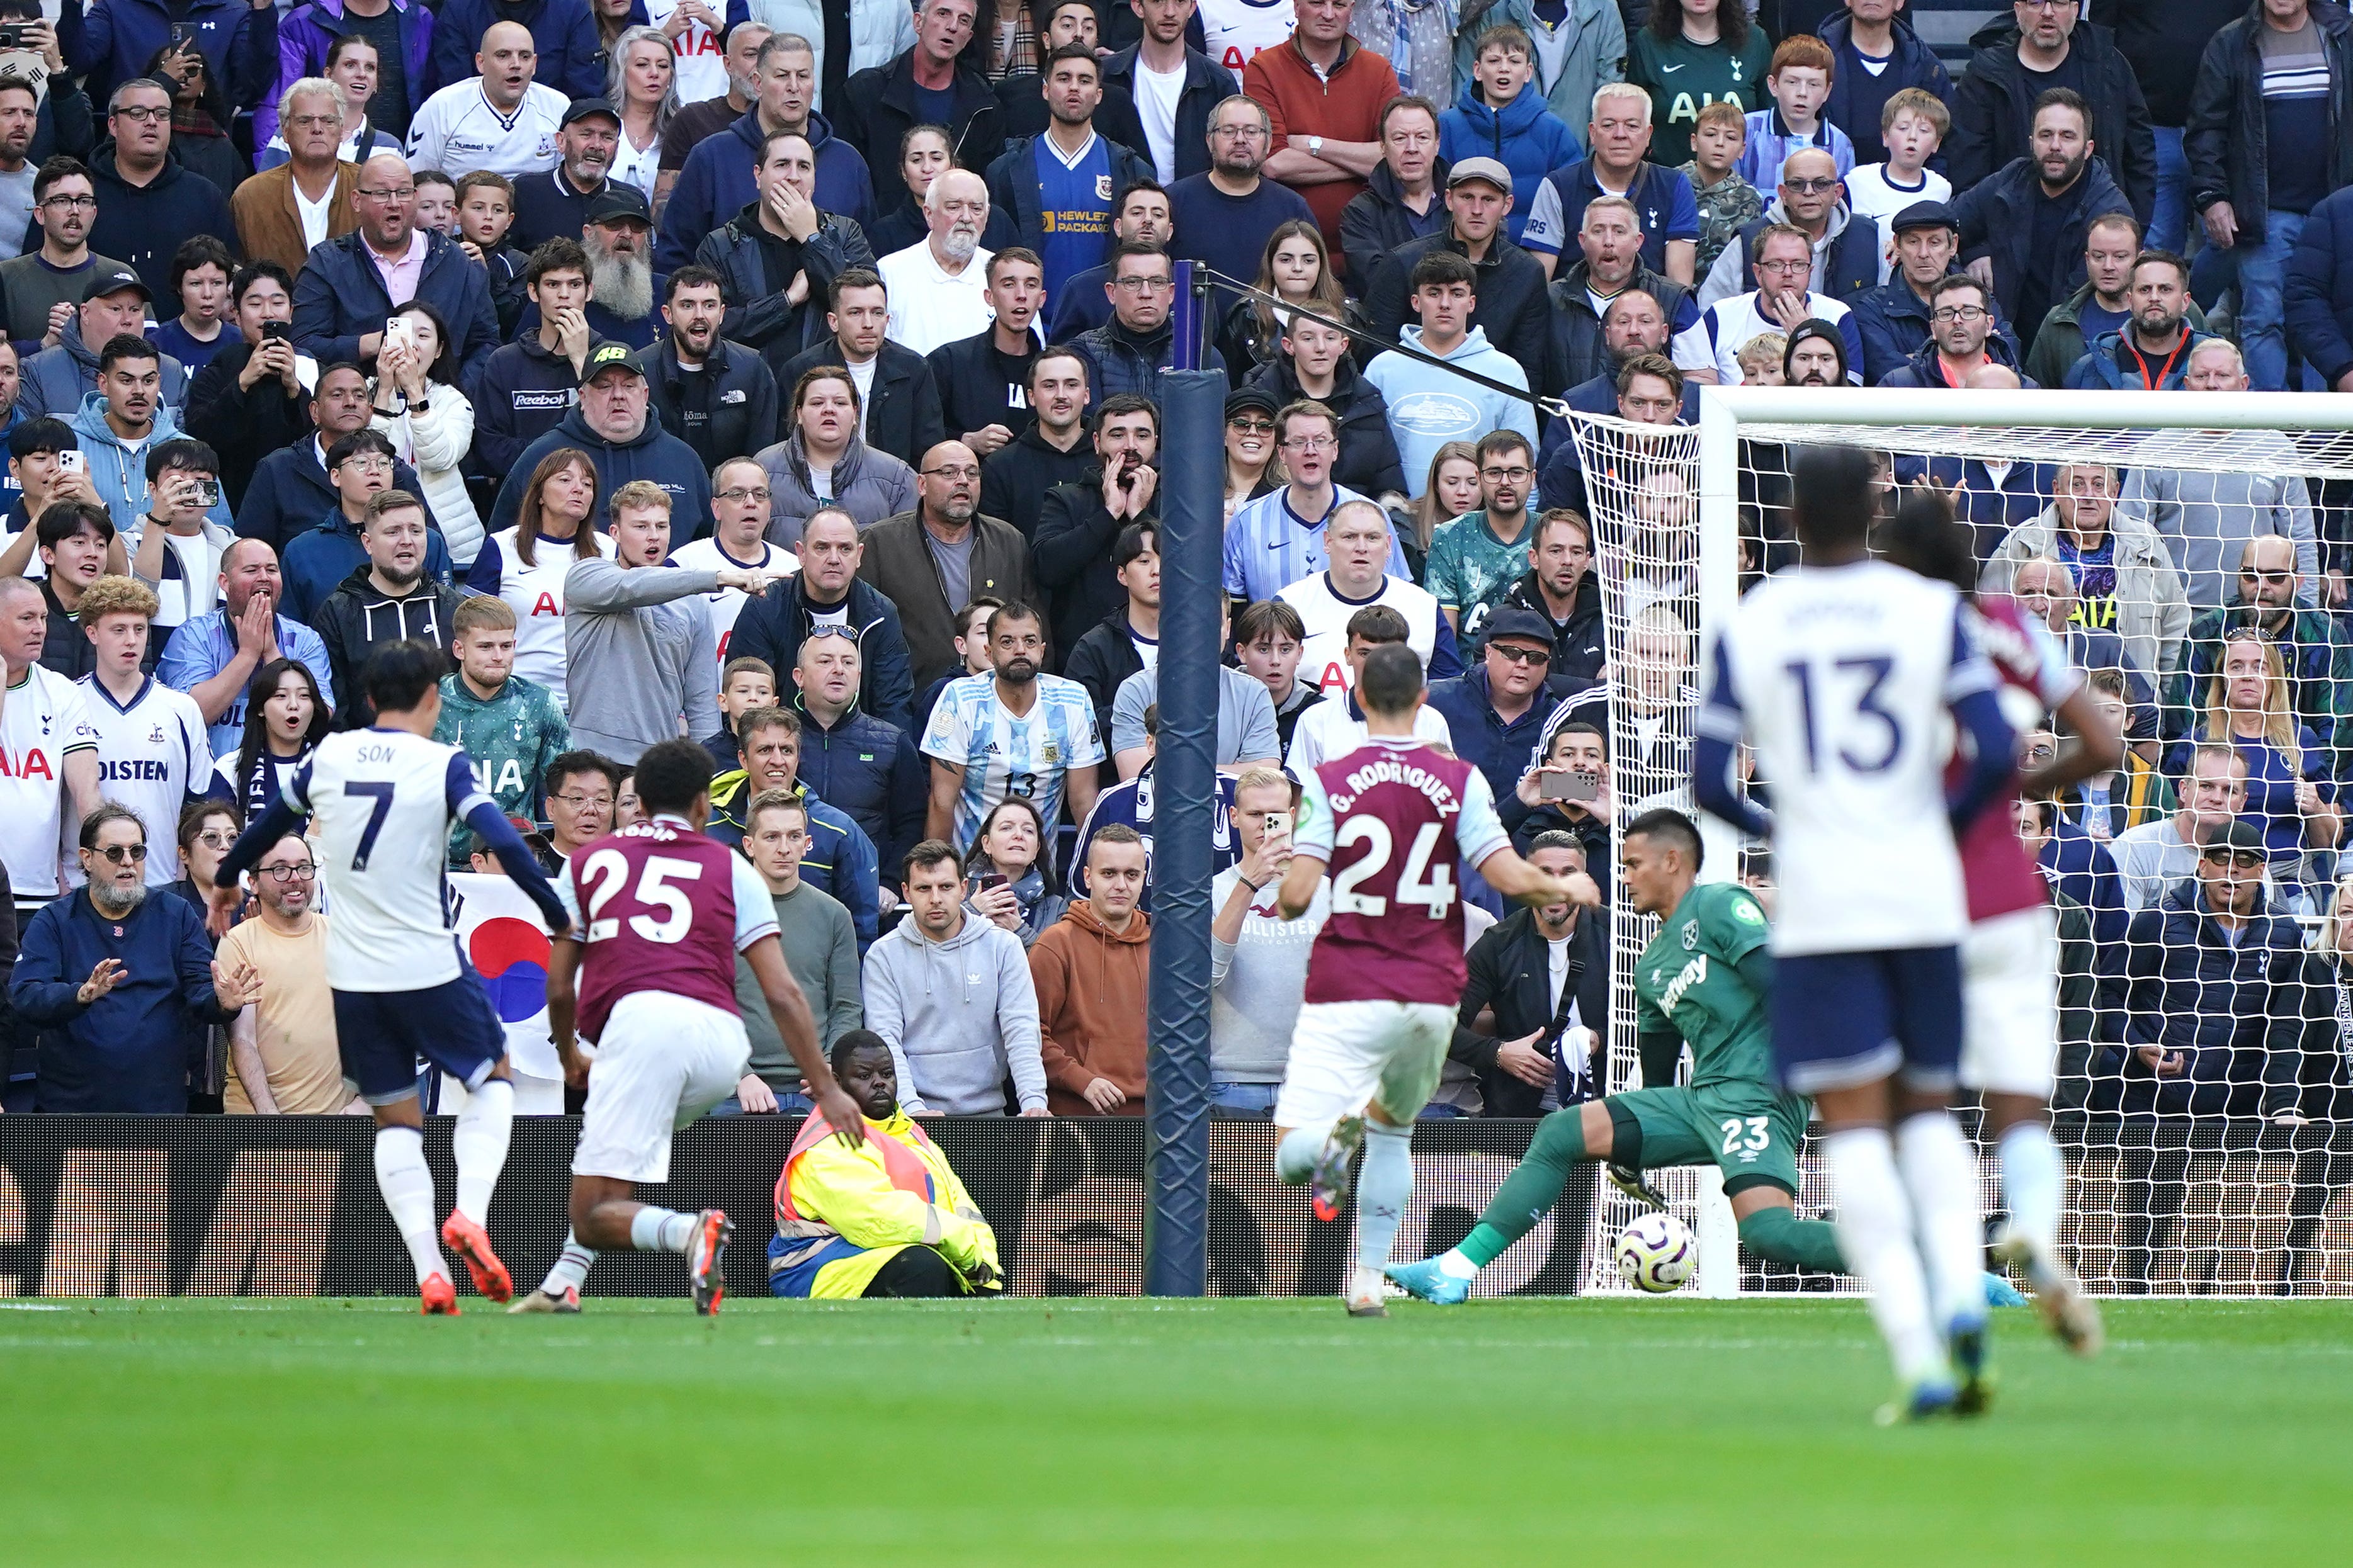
[1565,386,2353,1300]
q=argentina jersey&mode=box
[79,676,212,885]
[921,672,1107,847]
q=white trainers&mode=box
[506,1283,581,1314]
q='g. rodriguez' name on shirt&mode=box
[1325,755,1465,816]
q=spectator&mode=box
[691,129,876,383]
[1881,274,2026,388]
[1437,25,1580,249]
[661,18,772,184]
[1104,594,1280,776]
[1538,599,1687,804]
[72,573,205,878]
[1983,460,2188,699]
[1426,602,1562,805]
[145,237,238,380]
[2115,0,2247,252]
[1220,381,1283,524]
[1500,716,1610,865]
[1695,145,1877,310]
[778,269,947,469]
[23,501,111,679]
[81,78,237,304]
[10,803,252,1112]
[730,503,918,728]
[1733,32,1852,193]
[1422,429,1536,635]
[239,82,365,280]
[1074,240,1225,403]
[2031,211,2213,388]
[0,33,85,247]
[873,167,1002,358]
[983,45,1152,305]
[1033,826,1156,1120]
[1164,93,1315,300]
[2049,667,2174,841]
[127,437,234,634]
[865,119,1022,259]
[1844,88,1953,262]
[512,96,621,252]
[366,300,482,568]
[923,598,1103,843]
[2107,817,2306,1290]
[2118,342,2319,610]
[463,448,606,706]
[2171,534,2352,768]
[1852,200,1992,386]
[505,183,667,351]
[432,594,569,863]
[56,0,273,121]
[1233,595,1321,754]
[309,491,460,723]
[467,240,592,488]
[2285,179,2353,390]
[208,656,330,825]
[1450,827,1606,1115]
[659,32,876,274]
[2111,740,2252,912]
[1541,351,1691,524]
[0,158,128,347]
[978,346,1093,540]
[837,0,1004,179]
[862,837,1045,1114]
[1037,173,1164,342]
[1284,603,1453,772]
[1103,0,1238,189]
[958,792,1067,946]
[1547,196,1699,395]
[215,829,358,1114]
[1956,91,2137,354]
[667,456,794,672]
[538,747,618,871]
[929,248,1045,458]
[1244,0,1400,252]
[1949,1,2155,227]
[640,269,779,475]
[710,704,887,944]
[859,437,1038,688]
[913,594,1003,731]
[0,566,97,882]
[2168,630,2342,900]
[2277,871,2353,1289]
[1820,1,1954,171]
[489,341,714,533]
[157,539,334,754]
[279,427,452,621]
[1673,223,1862,384]
[20,266,189,422]
[1451,0,1621,140]
[1337,93,1444,303]
[426,0,599,108]
[1033,391,1159,656]
[1548,286,1701,420]
[286,31,407,172]
[71,336,227,538]
[1996,552,2160,759]
[1059,516,1159,744]
[183,267,317,517]
[790,629,926,889]
[1205,765,1318,1115]
[1366,157,1550,385]
[703,654,778,768]
[1,418,109,544]
[719,788,862,1114]
[168,798,241,915]
[1624,0,1772,172]
[292,153,501,386]
[1215,215,1352,378]
[1222,398,1409,604]
[264,1,432,149]
[1679,98,1763,281]
[1363,250,1541,499]
[1492,507,1604,685]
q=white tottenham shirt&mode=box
[0,662,99,905]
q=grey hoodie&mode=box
[860,910,1045,1114]
[561,556,722,764]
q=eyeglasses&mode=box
[1488,643,1550,665]
[1113,276,1172,294]
[356,186,414,200]
[40,195,96,211]
[1781,177,1840,195]
[1212,123,1269,140]
[1480,466,1532,483]
[95,843,149,864]
[1282,436,1335,453]
[193,829,235,848]
[1931,305,1988,324]
[807,624,859,641]
[1228,417,1275,434]
[337,456,395,475]
[1755,257,1810,275]
[716,486,771,504]
[2240,568,2294,585]
[111,104,170,124]
[551,792,613,809]
[2201,847,2266,869]
[921,463,980,480]
[258,862,318,882]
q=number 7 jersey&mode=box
[1295,736,1512,1006]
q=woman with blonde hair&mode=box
[1406,441,1482,576]
[2167,628,2340,878]
[606,25,679,198]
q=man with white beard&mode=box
[876,168,996,357]
[516,184,668,351]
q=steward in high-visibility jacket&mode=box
[767,1031,1005,1298]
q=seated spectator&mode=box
[730,504,917,728]
[1073,240,1224,406]
[2170,536,2351,765]
[2000,553,2160,757]
[756,364,921,542]
[127,438,233,635]
[1436,25,1580,248]
[511,96,621,253]
[1451,828,1607,1116]
[211,656,331,825]
[468,240,594,494]
[1107,595,1281,779]
[1074,697,1242,905]
[2050,668,2174,843]
[2107,818,2307,1292]
[1424,430,1538,635]
[722,789,863,1116]
[255,31,403,172]
[407,20,572,181]
[1733,33,1852,191]
[463,448,606,708]
[667,457,797,673]
[433,595,569,864]
[639,271,780,478]
[1031,823,1150,1115]
[505,184,669,353]
[978,348,1094,542]
[233,78,362,277]
[2024,213,2196,389]
[1233,597,1322,756]
[71,334,225,536]
[157,540,335,755]
[858,440,1039,689]
[291,153,501,386]
[703,656,778,771]
[766,1030,1006,1297]
[281,429,453,623]
[312,492,462,726]
[1280,497,1459,696]
[2112,742,2252,913]
[1034,392,1159,657]
[1842,87,1953,256]
[1218,218,1357,381]
[1851,201,1983,386]
[928,248,1045,459]
[147,237,234,380]
[1543,601,1690,807]
[709,705,882,943]
[167,801,242,923]
[1223,398,1409,603]
[1162,92,1312,312]
[366,302,483,570]
[1208,765,1322,1118]
[81,77,236,307]
[455,173,535,339]
[1501,716,1611,869]
[1286,604,1454,773]
[876,168,1000,358]
[2062,247,2214,392]
[1427,604,1565,806]
[10,803,254,1112]
[961,795,1069,947]
[236,362,432,558]
[1538,352,1691,524]
[1880,273,2027,388]
[1243,305,1404,502]
[1492,508,1604,687]
[1223,385,1285,526]
[27,500,118,679]
[863,838,1045,1114]
[1044,172,1169,341]
[1366,159,1550,386]
[1679,99,1764,280]
[1521,82,1698,288]
[1367,247,1544,492]
[489,342,713,535]
[181,262,317,517]
[1674,222,1863,385]
[790,631,925,889]
[1546,287,1705,431]
[1062,519,1160,752]
[1548,196,1700,397]
[866,121,1020,262]
[217,831,360,1115]
[0,158,127,350]
[1953,91,2134,353]
[1695,147,1876,310]
[778,266,951,468]
[0,419,103,544]
[540,748,619,874]
[2163,629,2341,903]
[923,599,1103,845]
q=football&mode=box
[1615,1212,1698,1294]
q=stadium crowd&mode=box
[0,0,2349,1273]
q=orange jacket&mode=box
[1029,900,1151,1116]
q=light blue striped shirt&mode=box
[921,673,1108,849]
[1221,483,1409,605]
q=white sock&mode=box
[1276,1125,1325,1185]
[542,1230,596,1295]
[1354,1122,1415,1274]
[1820,1126,1945,1384]
[1997,1120,2065,1283]
[1897,1111,1988,1332]
[450,1076,514,1226]
[1437,1249,1478,1280]
[372,1126,445,1286]
[628,1206,697,1254]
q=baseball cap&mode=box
[2201,819,2267,859]
[1482,606,1555,650]
[562,96,622,129]
[584,183,653,227]
[582,341,647,381]
[1446,157,1512,194]
[1889,200,1958,235]
[83,266,151,303]
[1225,385,1281,421]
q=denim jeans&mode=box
[707,1090,815,1117]
[1208,1081,1279,1119]
[2150,125,2190,256]
[2238,207,2308,392]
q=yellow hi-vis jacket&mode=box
[767,1107,1003,1298]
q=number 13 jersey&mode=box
[558,816,779,1044]
[1295,737,1510,1006]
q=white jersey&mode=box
[1278,572,1446,697]
[79,675,212,886]
[1198,0,1295,73]
[284,727,496,991]
[667,536,797,669]
[0,662,98,904]
[471,523,609,706]
[1284,696,1452,776]
[405,79,567,181]
[1672,290,1859,385]
[1701,558,1988,954]
[921,672,1107,849]
[644,0,729,104]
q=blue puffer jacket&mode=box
[2286,183,2353,385]
[428,0,601,100]
[59,0,276,118]
[487,404,713,534]
[2104,877,2310,1117]
[1437,87,1582,245]
[656,108,875,275]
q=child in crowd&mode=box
[1735,332,1788,386]
[455,171,533,337]
[1682,100,1764,278]
[703,655,778,770]
[1735,35,1854,191]
[412,170,458,235]
[1437,25,1582,247]
[1844,88,1953,282]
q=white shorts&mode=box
[572,991,751,1183]
[437,1070,565,1115]
[1273,1000,1456,1131]
[1960,905,2060,1098]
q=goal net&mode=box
[1563,386,2353,1300]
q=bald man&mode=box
[876,169,999,357]
[292,150,505,383]
[407,20,572,184]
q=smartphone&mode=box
[970,871,1008,896]
[261,320,292,342]
[169,22,197,52]
[1540,770,1601,804]
[1261,809,1291,843]
[192,476,221,509]
[0,26,26,50]
[382,315,414,355]
[57,449,84,476]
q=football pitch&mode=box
[6,1295,2348,1564]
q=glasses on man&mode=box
[1755,257,1809,276]
[1931,305,1988,324]
[1488,644,1550,665]
[1113,275,1172,294]
[40,195,96,210]
[921,463,981,481]
[1781,177,1839,195]
[357,185,414,201]
[2200,847,2266,871]
[112,104,170,124]
[1481,466,1532,483]
[1212,123,1268,140]
[259,862,319,882]
[1281,435,1335,453]
[551,791,613,809]
[95,843,149,864]
[716,485,771,504]
[2240,568,2295,585]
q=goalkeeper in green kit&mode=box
[1388,808,2022,1306]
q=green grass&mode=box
[4,1295,2349,1564]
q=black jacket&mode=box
[1449,903,1610,1117]
[2110,0,2252,127]
[978,421,1097,541]
[643,334,780,472]
[1497,567,1605,686]
[1338,157,1451,302]
[309,565,463,728]
[1032,471,1152,663]
[1546,259,1694,393]
[464,334,581,484]
[1098,44,1237,184]
[184,339,311,512]
[1950,18,2157,225]
[1950,155,2136,349]
[777,336,946,469]
[84,143,240,305]
[726,573,917,731]
[927,327,1040,448]
[693,201,875,381]
[1062,606,1147,751]
[837,48,1006,176]
[1363,228,1552,391]
[1244,354,1406,499]
[1713,208,1883,312]
[2186,2,2353,244]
